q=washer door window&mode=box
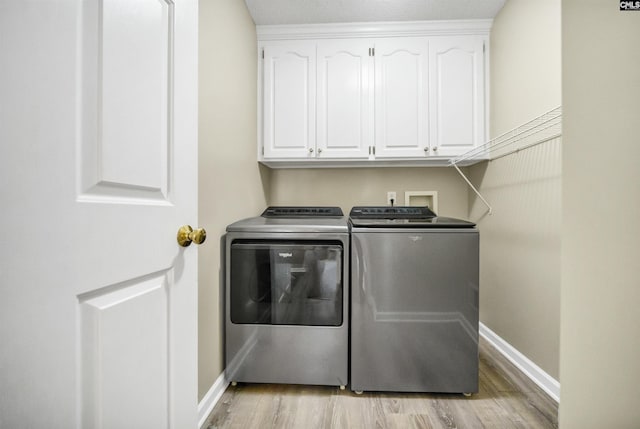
[230,241,343,326]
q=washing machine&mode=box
[225,206,349,388]
[349,206,479,394]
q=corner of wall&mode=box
[198,0,268,402]
[475,0,562,381]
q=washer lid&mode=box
[349,217,476,228]
[349,206,475,228]
[349,206,436,219]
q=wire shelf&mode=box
[449,106,562,166]
[449,106,562,215]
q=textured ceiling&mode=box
[245,0,506,25]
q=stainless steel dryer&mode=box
[225,207,348,388]
[349,206,479,394]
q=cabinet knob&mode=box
[318,148,323,154]
[433,146,438,152]
[424,147,428,152]
[309,148,314,153]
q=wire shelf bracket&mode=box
[449,106,563,215]
[452,163,493,215]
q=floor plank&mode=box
[204,338,558,429]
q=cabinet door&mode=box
[316,40,372,159]
[263,42,316,159]
[429,37,486,158]
[374,38,429,158]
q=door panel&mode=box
[79,272,170,429]
[263,42,316,159]
[429,37,486,157]
[374,38,429,158]
[0,1,198,428]
[79,0,173,202]
[317,40,372,159]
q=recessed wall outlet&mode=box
[405,191,438,213]
[387,191,397,206]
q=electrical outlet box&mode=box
[387,191,396,206]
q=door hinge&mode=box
[483,42,485,54]
[368,47,375,57]
[261,146,264,156]
[373,146,376,155]
[262,49,264,59]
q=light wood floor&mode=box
[204,338,558,429]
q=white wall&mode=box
[560,0,640,426]
[198,0,269,400]
[489,0,561,136]
[468,0,562,379]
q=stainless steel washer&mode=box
[349,206,479,394]
[225,207,349,388]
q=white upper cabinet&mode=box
[374,38,429,159]
[262,42,316,159]
[317,40,373,159]
[429,36,486,158]
[258,21,490,167]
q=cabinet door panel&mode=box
[374,38,429,158]
[263,43,316,159]
[317,40,372,159]
[430,37,486,157]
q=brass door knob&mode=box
[177,225,207,247]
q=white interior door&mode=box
[0,1,199,428]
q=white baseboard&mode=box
[197,371,229,429]
[479,322,560,403]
